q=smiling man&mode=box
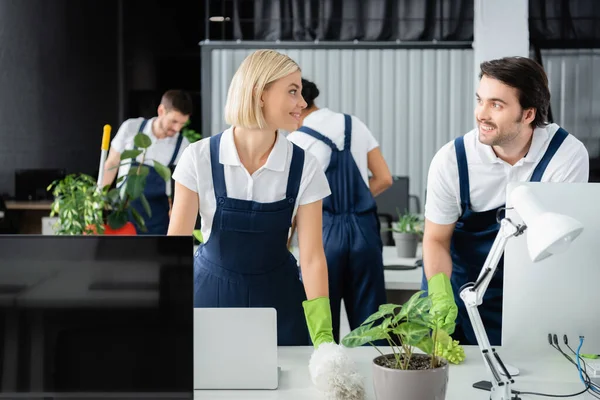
[421,56,589,346]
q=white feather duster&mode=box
[308,342,366,400]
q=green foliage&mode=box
[391,209,423,235]
[49,129,172,234]
[181,120,202,143]
[48,173,107,235]
[341,291,465,370]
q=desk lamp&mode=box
[459,185,584,400]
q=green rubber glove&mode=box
[428,272,458,335]
[302,297,335,349]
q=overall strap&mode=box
[285,144,305,202]
[168,134,184,167]
[343,114,352,151]
[138,119,148,135]
[296,126,339,151]
[454,136,471,209]
[209,133,227,198]
[530,128,569,182]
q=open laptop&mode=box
[194,307,279,390]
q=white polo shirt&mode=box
[287,108,379,186]
[172,127,332,243]
[111,117,190,196]
[425,123,589,225]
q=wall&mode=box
[0,0,119,197]
[203,45,475,203]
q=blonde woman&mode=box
[168,50,336,348]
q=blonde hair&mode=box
[224,50,300,129]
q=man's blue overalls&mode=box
[193,133,310,346]
[129,119,183,235]
[296,114,387,343]
[422,128,569,345]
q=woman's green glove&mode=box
[302,297,334,348]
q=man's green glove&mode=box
[428,272,458,335]
[302,297,334,349]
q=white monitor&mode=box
[503,182,600,355]
[193,307,279,390]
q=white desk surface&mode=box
[193,245,423,292]
[194,346,592,399]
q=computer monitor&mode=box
[503,182,600,355]
[375,176,410,245]
[14,169,66,201]
[0,235,194,399]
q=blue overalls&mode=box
[193,132,310,346]
[297,115,387,343]
[422,128,569,346]
[129,119,183,235]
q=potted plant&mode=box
[48,129,172,235]
[391,210,423,257]
[342,291,465,400]
[47,173,108,235]
[101,130,172,233]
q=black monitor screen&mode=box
[0,235,193,399]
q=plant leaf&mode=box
[392,322,430,347]
[140,194,152,217]
[120,149,143,160]
[134,133,152,148]
[116,175,127,184]
[361,303,400,326]
[342,324,389,348]
[129,165,150,178]
[131,208,146,232]
[107,210,128,230]
[152,160,171,182]
[394,291,430,323]
[414,335,434,355]
[125,174,146,200]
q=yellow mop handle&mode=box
[102,124,111,150]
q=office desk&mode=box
[4,200,52,234]
[194,346,592,399]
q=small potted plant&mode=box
[342,291,465,400]
[47,173,108,235]
[391,210,423,257]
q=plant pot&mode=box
[103,221,137,235]
[392,232,419,258]
[372,354,448,400]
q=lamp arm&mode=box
[459,218,526,400]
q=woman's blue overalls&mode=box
[129,119,183,235]
[193,132,310,346]
[422,128,569,346]
[296,114,387,343]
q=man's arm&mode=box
[101,147,121,188]
[367,147,393,197]
[422,218,456,280]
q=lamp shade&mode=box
[510,185,584,262]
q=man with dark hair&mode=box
[421,56,589,346]
[102,89,194,234]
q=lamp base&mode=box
[499,363,520,377]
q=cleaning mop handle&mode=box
[97,124,111,189]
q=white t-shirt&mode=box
[111,117,190,196]
[172,126,332,243]
[286,108,379,186]
[424,123,589,225]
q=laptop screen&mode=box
[0,235,193,399]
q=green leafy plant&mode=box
[181,120,202,143]
[341,291,465,370]
[391,209,423,235]
[102,131,172,232]
[48,173,107,235]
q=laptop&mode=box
[194,307,279,390]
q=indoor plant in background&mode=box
[47,173,108,235]
[342,291,465,400]
[391,210,423,257]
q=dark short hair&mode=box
[301,78,320,109]
[479,57,550,128]
[161,89,193,116]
